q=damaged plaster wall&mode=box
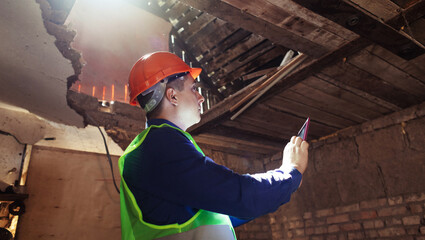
[0,0,84,127]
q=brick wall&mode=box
[210,102,425,239]
[265,102,425,240]
[277,193,425,239]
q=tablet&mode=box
[297,117,310,140]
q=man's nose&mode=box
[197,91,205,104]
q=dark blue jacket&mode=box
[122,119,302,227]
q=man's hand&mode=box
[281,136,309,174]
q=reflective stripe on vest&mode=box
[119,123,237,240]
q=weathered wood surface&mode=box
[292,0,425,59]
[179,0,329,57]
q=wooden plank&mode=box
[350,0,400,21]
[173,7,201,30]
[293,0,425,59]
[321,62,421,108]
[216,47,285,87]
[178,0,329,57]
[224,0,348,50]
[239,104,339,138]
[258,37,372,105]
[267,0,358,40]
[200,29,251,64]
[167,2,190,21]
[291,82,383,122]
[212,41,277,85]
[241,67,277,81]
[220,118,291,140]
[178,12,215,40]
[266,94,357,128]
[348,49,425,99]
[365,44,425,83]
[389,0,420,8]
[186,19,239,60]
[386,0,425,30]
[203,34,265,73]
[159,0,177,11]
[303,76,393,114]
[314,73,402,112]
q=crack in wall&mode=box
[36,0,83,89]
[376,163,389,198]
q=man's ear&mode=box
[165,88,178,106]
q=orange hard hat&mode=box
[128,51,202,105]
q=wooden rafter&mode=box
[178,0,329,58]
[292,0,425,60]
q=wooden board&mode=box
[212,41,278,85]
[223,0,347,50]
[200,29,251,64]
[203,34,265,73]
[186,19,239,59]
[179,0,329,57]
[348,49,425,99]
[178,12,215,40]
[320,62,421,108]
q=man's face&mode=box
[177,75,205,128]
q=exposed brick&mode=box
[293,238,308,240]
[311,236,324,240]
[365,230,378,238]
[327,214,350,224]
[405,193,425,203]
[338,233,347,240]
[340,223,362,231]
[377,206,408,217]
[416,237,425,240]
[388,196,403,205]
[335,204,360,214]
[409,203,423,213]
[328,224,340,233]
[255,232,270,239]
[402,215,421,225]
[360,198,387,209]
[303,212,312,219]
[288,220,304,229]
[306,227,314,235]
[294,229,305,237]
[378,227,406,237]
[305,219,326,227]
[315,226,327,234]
[289,215,302,221]
[347,231,364,240]
[420,226,425,234]
[287,231,293,238]
[374,220,384,228]
[362,220,374,229]
[385,217,402,226]
[316,208,335,218]
[351,210,377,220]
[326,235,338,240]
[406,226,419,235]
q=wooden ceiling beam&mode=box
[292,0,425,60]
[386,0,425,30]
[178,0,329,58]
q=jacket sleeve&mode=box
[133,127,302,219]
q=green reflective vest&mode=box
[119,123,237,240]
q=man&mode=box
[119,52,309,240]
